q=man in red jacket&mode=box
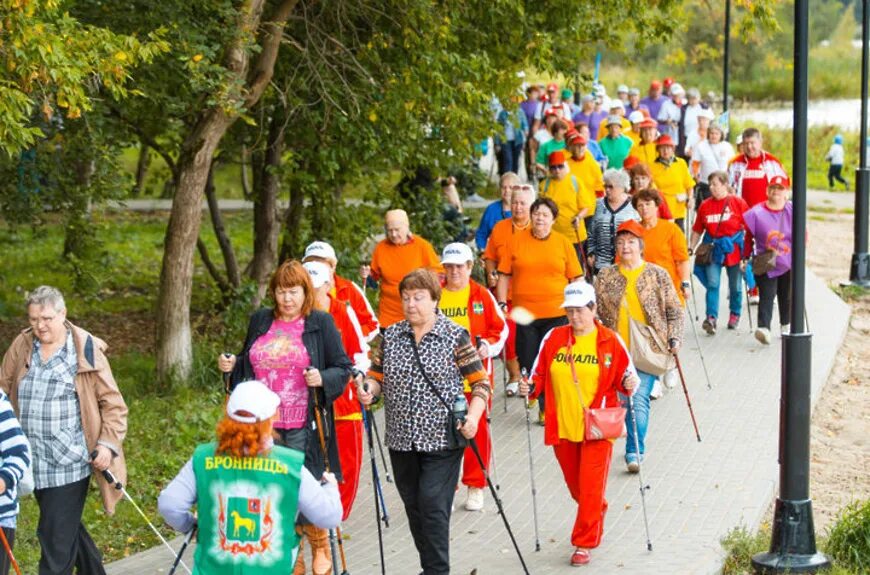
[437,243,508,512]
[304,240,380,342]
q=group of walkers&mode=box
[0,76,800,575]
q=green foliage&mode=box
[825,499,870,572]
[721,525,770,574]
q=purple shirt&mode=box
[250,318,311,429]
[742,202,793,278]
[520,100,538,130]
[639,96,666,126]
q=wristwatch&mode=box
[681,281,691,289]
[498,301,508,311]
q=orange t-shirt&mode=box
[484,218,530,300]
[642,219,689,301]
[370,235,441,327]
[497,228,583,319]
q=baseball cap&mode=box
[561,281,596,309]
[617,220,646,238]
[650,80,662,90]
[304,240,337,262]
[697,108,715,120]
[544,107,561,117]
[608,99,624,111]
[768,175,790,188]
[628,87,640,96]
[628,111,645,124]
[687,87,701,99]
[617,84,629,94]
[302,261,331,289]
[547,82,559,92]
[226,380,281,424]
[561,88,573,101]
[581,94,594,103]
[670,83,685,96]
[567,132,587,146]
[441,242,474,265]
[655,134,676,147]
[548,150,568,165]
[639,118,657,129]
[607,114,623,126]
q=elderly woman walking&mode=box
[595,222,684,472]
[519,281,638,567]
[587,168,639,274]
[359,269,489,575]
[1,286,128,575]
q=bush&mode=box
[825,499,870,573]
[721,525,769,574]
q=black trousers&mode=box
[755,270,791,329]
[34,476,106,575]
[827,164,847,187]
[0,527,15,575]
[390,448,464,575]
[516,315,569,412]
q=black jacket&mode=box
[231,308,352,479]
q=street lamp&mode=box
[723,0,731,140]
[750,0,831,572]
[846,0,870,287]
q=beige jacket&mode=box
[0,322,128,514]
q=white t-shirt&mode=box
[691,140,735,184]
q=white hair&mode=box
[26,285,66,313]
[602,168,631,191]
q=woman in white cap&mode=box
[438,243,507,512]
[519,281,638,567]
[158,380,343,574]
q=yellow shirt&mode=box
[540,175,588,242]
[650,158,696,220]
[550,329,601,441]
[617,264,647,349]
[567,153,603,205]
[626,129,641,146]
[628,142,657,166]
[439,285,471,332]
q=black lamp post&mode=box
[846,0,870,287]
[750,0,831,572]
[723,0,731,139]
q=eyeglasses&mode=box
[549,164,566,171]
[604,184,614,189]
[28,315,57,326]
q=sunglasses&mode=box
[549,164,567,171]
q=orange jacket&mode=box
[327,296,369,420]
[334,275,379,342]
[530,321,634,446]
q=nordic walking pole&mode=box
[0,528,21,575]
[168,524,197,575]
[671,352,702,442]
[94,459,192,574]
[685,304,713,390]
[520,368,541,552]
[627,393,653,551]
[360,391,387,575]
[369,403,392,483]
[308,369,348,575]
[476,336,500,491]
[744,277,754,331]
[454,397,531,575]
[501,345,508,414]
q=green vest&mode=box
[192,442,305,574]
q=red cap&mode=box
[663,77,675,89]
[622,155,640,170]
[655,134,675,147]
[650,80,662,90]
[547,82,559,92]
[768,175,790,188]
[639,118,657,129]
[566,132,587,146]
[563,119,575,130]
[640,109,651,119]
[617,220,646,238]
[544,107,561,117]
[548,150,567,166]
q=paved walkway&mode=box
[107,269,850,575]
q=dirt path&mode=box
[805,205,870,530]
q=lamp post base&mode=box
[751,499,831,574]
[841,252,870,288]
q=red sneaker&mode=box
[570,548,591,566]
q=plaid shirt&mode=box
[18,331,91,489]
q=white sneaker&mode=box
[755,328,772,345]
[663,368,679,389]
[649,379,664,400]
[465,487,484,511]
[780,324,790,336]
[749,294,760,305]
[505,381,519,397]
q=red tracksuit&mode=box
[334,274,379,342]
[327,296,368,521]
[530,322,632,548]
[456,281,508,489]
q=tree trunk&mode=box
[204,161,241,289]
[132,143,150,197]
[280,180,305,262]
[250,113,285,299]
[240,145,252,199]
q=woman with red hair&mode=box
[218,260,352,575]
[158,380,343,574]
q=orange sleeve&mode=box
[564,236,583,279]
[671,225,689,263]
[422,240,442,273]
[497,235,515,275]
[370,243,383,281]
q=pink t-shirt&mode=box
[249,318,310,429]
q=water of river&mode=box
[733,99,861,131]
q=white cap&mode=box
[303,261,331,288]
[440,243,474,265]
[670,83,685,96]
[226,380,281,423]
[697,108,715,120]
[608,99,624,110]
[304,241,337,263]
[628,110,645,124]
[617,84,629,94]
[561,280,596,308]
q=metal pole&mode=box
[751,0,830,571]
[723,0,731,134]
[847,0,870,286]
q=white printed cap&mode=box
[226,380,281,423]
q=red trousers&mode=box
[552,439,613,549]
[505,302,517,361]
[461,392,491,488]
[335,418,363,521]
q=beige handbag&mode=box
[623,299,675,376]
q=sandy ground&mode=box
[805,204,870,531]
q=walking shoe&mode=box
[780,324,790,336]
[464,487,484,511]
[649,379,664,400]
[748,287,760,305]
[626,460,640,473]
[537,410,546,426]
[702,316,717,335]
[663,368,679,389]
[755,327,772,345]
[727,312,740,330]
[505,381,519,397]
[570,548,591,566]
